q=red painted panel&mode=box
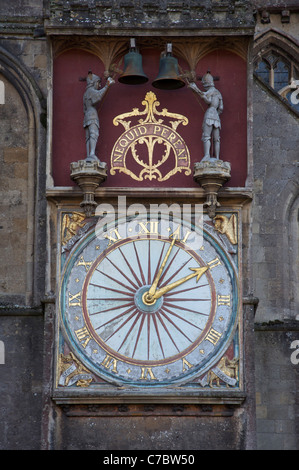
[52,49,104,184]
[196,50,248,188]
[52,48,247,188]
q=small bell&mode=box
[152,44,185,90]
[118,38,148,85]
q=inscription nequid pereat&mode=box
[110,122,190,178]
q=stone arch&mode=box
[52,36,127,73]
[0,80,4,104]
[0,45,46,118]
[0,340,4,364]
[253,30,299,112]
[254,29,299,64]
[282,185,299,320]
[0,46,46,306]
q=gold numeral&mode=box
[207,257,221,269]
[104,228,122,246]
[169,225,181,240]
[182,357,193,372]
[206,328,222,345]
[138,221,159,235]
[140,367,157,380]
[101,354,118,374]
[182,230,192,244]
[217,294,231,306]
[76,255,92,272]
[75,326,91,348]
[68,291,81,307]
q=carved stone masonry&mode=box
[46,0,255,32]
[194,159,231,219]
[70,159,107,217]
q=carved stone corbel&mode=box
[193,159,231,218]
[70,159,107,217]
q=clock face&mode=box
[59,215,239,387]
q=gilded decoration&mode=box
[58,352,93,387]
[61,212,86,245]
[110,91,191,181]
[214,214,238,245]
[207,356,239,388]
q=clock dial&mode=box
[82,237,216,365]
[59,215,239,387]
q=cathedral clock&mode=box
[55,211,242,402]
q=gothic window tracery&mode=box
[254,49,299,113]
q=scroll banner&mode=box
[58,363,93,386]
[199,367,237,387]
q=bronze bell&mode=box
[152,44,185,90]
[118,38,148,85]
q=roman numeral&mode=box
[68,291,81,307]
[104,228,122,246]
[75,326,91,348]
[217,294,231,306]
[207,257,221,269]
[206,328,222,345]
[101,355,118,374]
[139,367,157,380]
[137,221,159,235]
[182,230,192,244]
[76,255,92,272]
[182,357,193,372]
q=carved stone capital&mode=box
[70,159,107,217]
[193,159,231,219]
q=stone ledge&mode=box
[255,320,299,331]
[0,304,43,316]
[57,403,237,417]
[46,185,253,203]
[52,390,247,406]
[45,0,255,34]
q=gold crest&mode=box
[111,91,191,181]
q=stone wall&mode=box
[0,0,298,451]
[252,75,299,450]
[0,76,29,303]
[255,326,299,450]
[0,314,44,450]
[0,7,48,450]
[0,35,48,307]
[252,78,299,323]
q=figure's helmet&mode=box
[202,71,214,87]
[86,71,101,87]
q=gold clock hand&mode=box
[151,266,208,300]
[146,232,179,300]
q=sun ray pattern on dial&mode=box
[84,237,213,364]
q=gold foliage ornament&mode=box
[110,91,191,182]
[214,214,238,245]
[58,352,93,388]
[61,212,86,246]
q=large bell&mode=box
[152,44,185,90]
[118,39,148,85]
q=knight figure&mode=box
[189,71,223,161]
[83,71,114,162]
